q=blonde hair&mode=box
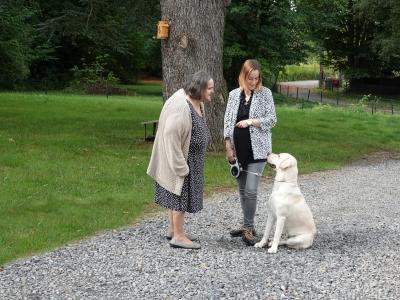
[238,59,263,92]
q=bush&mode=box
[350,94,381,113]
[69,55,123,94]
[0,4,35,89]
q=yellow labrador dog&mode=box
[254,153,316,253]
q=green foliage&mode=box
[350,94,382,113]
[0,0,161,89]
[224,0,310,90]
[279,62,320,81]
[0,3,36,88]
[361,0,400,70]
[298,0,400,82]
[69,55,119,92]
[31,0,158,86]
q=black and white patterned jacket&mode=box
[223,86,277,160]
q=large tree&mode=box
[360,0,400,71]
[160,0,230,151]
[298,0,400,89]
[224,0,310,90]
[0,2,36,88]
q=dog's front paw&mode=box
[254,241,266,248]
[267,247,278,254]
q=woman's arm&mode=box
[163,113,190,177]
[224,91,236,161]
[223,92,234,139]
[236,89,276,130]
[225,138,235,162]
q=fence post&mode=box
[302,98,304,111]
[320,91,323,104]
[296,87,299,100]
[279,84,282,94]
[287,86,289,97]
[391,99,394,115]
[371,102,374,115]
[106,78,109,99]
[336,88,339,106]
[307,89,310,101]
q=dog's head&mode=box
[267,153,298,182]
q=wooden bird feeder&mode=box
[156,21,169,39]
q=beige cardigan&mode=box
[147,89,192,196]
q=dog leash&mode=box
[243,170,262,177]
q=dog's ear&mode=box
[280,157,292,169]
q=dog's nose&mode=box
[268,163,276,169]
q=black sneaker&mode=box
[230,227,256,237]
[242,229,256,246]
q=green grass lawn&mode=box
[1,84,400,266]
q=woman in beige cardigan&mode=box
[147,71,214,249]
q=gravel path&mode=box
[1,155,400,299]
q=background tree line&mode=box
[0,0,161,90]
[1,0,399,92]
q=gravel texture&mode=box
[1,155,399,299]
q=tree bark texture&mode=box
[160,0,228,151]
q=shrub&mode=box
[69,55,124,95]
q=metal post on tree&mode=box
[336,88,339,106]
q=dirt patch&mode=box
[349,151,400,167]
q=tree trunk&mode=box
[160,0,228,151]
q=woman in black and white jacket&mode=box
[224,59,277,245]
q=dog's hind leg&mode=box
[254,213,275,248]
[284,234,314,250]
[268,216,286,253]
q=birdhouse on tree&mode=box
[156,21,169,39]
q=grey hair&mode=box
[183,71,212,100]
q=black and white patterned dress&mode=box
[155,100,208,213]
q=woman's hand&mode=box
[225,138,236,162]
[226,147,235,162]
[235,120,249,128]
[235,119,251,128]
